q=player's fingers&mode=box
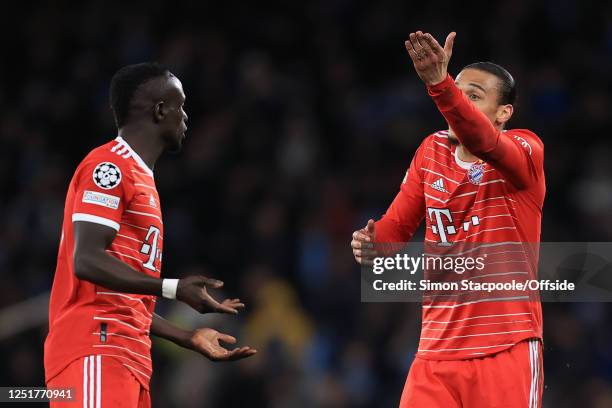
[353,247,377,257]
[352,239,373,249]
[444,32,456,56]
[229,347,257,360]
[223,298,244,307]
[205,294,238,314]
[409,32,422,52]
[202,277,224,289]
[218,333,237,344]
[366,219,375,235]
[418,32,434,56]
[404,40,419,62]
[416,31,431,54]
[356,231,372,242]
[352,230,370,242]
[423,33,444,55]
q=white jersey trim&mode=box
[114,136,154,177]
[72,213,120,231]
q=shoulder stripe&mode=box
[72,213,119,231]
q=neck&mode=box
[457,144,479,163]
[117,124,164,170]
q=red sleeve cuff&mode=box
[426,74,455,96]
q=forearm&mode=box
[427,74,500,157]
[75,250,163,296]
[151,313,191,347]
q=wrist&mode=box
[173,328,194,349]
[162,278,179,299]
[426,73,453,91]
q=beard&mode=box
[163,131,184,154]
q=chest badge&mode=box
[468,163,485,185]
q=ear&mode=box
[153,101,166,123]
[496,104,513,127]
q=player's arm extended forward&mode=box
[73,221,243,314]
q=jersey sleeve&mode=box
[427,74,544,190]
[375,142,426,243]
[71,156,134,231]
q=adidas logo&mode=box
[430,178,448,193]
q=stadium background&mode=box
[0,0,611,407]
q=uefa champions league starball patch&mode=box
[93,162,122,189]
[468,163,484,185]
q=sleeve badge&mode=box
[93,162,122,189]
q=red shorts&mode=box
[46,355,150,408]
[400,339,543,408]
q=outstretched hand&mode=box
[188,327,257,362]
[405,31,456,86]
[176,275,245,314]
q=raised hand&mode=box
[404,31,456,86]
[187,327,257,362]
[176,275,245,314]
[351,219,377,265]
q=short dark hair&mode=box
[462,61,517,106]
[109,62,170,127]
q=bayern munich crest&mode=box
[93,162,122,189]
[467,163,484,185]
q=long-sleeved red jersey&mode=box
[375,74,545,360]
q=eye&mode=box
[468,94,481,101]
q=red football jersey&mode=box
[45,136,163,388]
[375,75,545,360]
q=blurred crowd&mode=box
[1,0,612,407]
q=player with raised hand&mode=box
[352,31,545,407]
[45,63,255,408]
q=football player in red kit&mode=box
[45,63,256,408]
[351,32,545,407]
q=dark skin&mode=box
[74,72,256,361]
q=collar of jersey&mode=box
[114,136,155,177]
[454,146,478,170]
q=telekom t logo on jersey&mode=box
[140,226,162,272]
[427,208,480,243]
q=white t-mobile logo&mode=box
[428,208,481,243]
[428,208,456,244]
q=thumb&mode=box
[366,219,376,235]
[444,32,456,56]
